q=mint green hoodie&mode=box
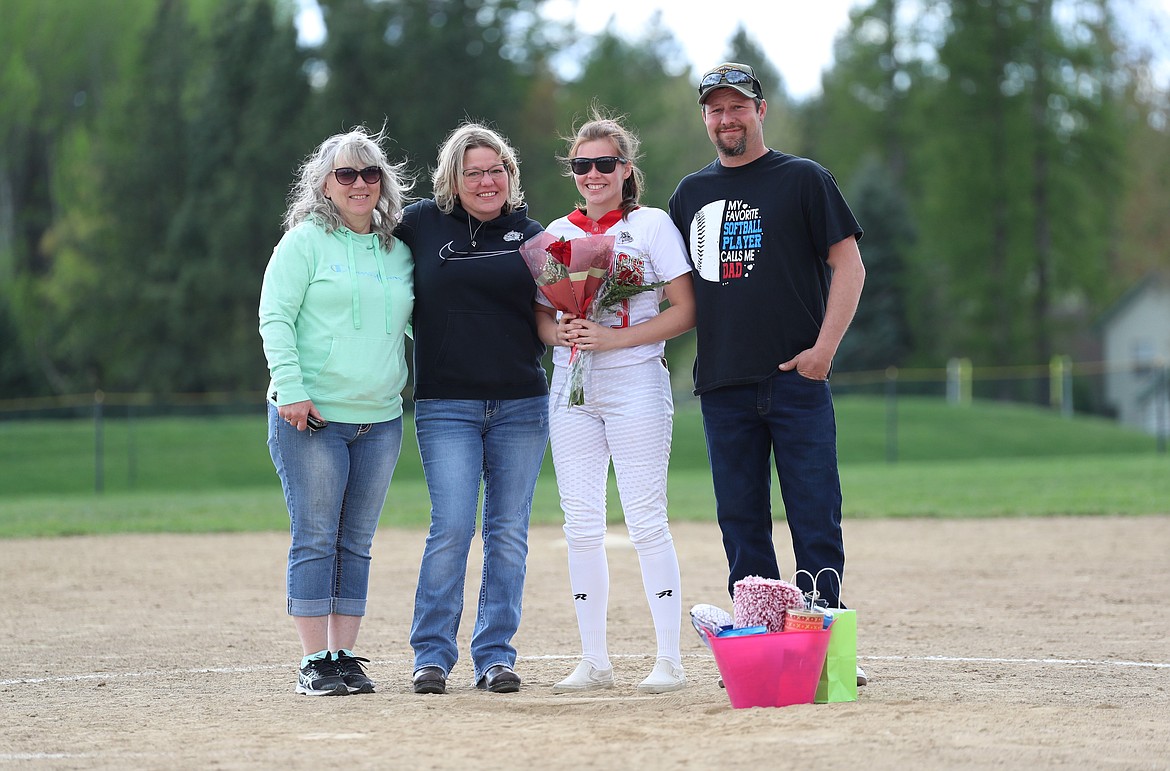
[259,221,413,423]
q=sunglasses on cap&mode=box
[700,69,755,89]
[569,156,627,175]
[698,65,762,100]
[332,166,382,185]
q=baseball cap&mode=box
[697,62,764,104]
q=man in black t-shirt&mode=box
[668,63,867,684]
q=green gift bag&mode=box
[814,608,857,703]
[792,567,858,704]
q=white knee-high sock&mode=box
[635,538,682,667]
[567,541,611,669]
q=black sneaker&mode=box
[296,652,349,696]
[336,650,375,694]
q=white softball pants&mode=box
[549,357,682,667]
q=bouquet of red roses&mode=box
[520,232,611,321]
[521,233,667,406]
[592,250,669,320]
[520,233,611,406]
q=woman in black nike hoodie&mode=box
[396,122,547,696]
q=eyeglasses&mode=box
[569,156,626,175]
[700,69,755,89]
[462,166,508,183]
[697,67,762,101]
[332,166,382,185]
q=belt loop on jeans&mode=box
[756,374,772,414]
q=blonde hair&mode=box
[432,122,525,216]
[282,126,412,249]
[560,106,645,217]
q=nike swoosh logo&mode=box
[438,241,517,261]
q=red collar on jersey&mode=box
[567,207,630,234]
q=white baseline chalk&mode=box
[2,652,1167,687]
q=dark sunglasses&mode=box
[697,68,753,89]
[332,166,382,185]
[569,156,626,175]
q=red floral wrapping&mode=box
[521,233,670,406]
[520,232,612,317]
[520,233,615,406]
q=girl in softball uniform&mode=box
[536,111,696,693]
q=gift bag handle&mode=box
[790,567,844,610]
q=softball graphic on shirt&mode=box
[689,199,761,284]
[690,200,724,283]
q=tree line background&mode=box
[1,0,1168,411]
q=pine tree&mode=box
[835,158,916,371]
[167,0,314,391]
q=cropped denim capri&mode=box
[267,402,403,617]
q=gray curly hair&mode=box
[282,126,411,249]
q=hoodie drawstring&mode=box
[346,230,361,330]
[346,228,395,334]
[372,246,393,334]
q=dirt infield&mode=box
[3,515,1168,769]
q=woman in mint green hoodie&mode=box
[259,127,413,697]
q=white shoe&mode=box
[553,661,615,692]
[637,659,686,694]
[857,666,869,687]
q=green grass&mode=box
[839,455,1169,517]
[834,396,1158,462]
[0,414,401,496]
[0,397,1165,538]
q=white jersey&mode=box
[541,206,690,370]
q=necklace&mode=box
[468,215,486,248]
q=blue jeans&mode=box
[699,370,845,607]
[267,403,403,617]
[409,397,548,681]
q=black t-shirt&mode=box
[397,200,547,400]
[668,151,862,394]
